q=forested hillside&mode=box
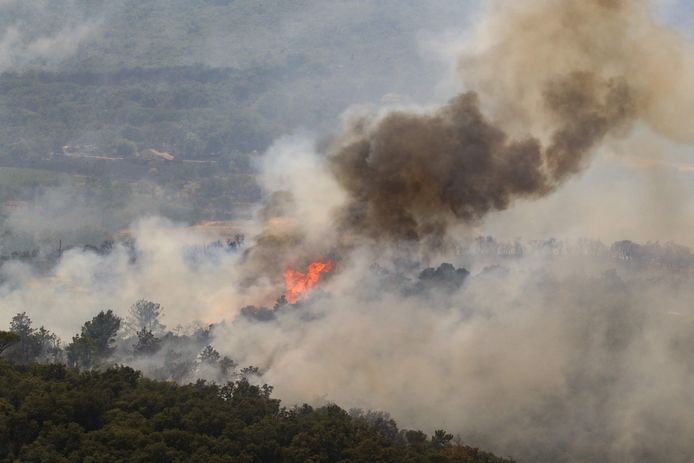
[0,361,513,462]
[0,66,277,160]
[0,0,470,157]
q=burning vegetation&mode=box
[283,259,335,304]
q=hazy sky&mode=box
[661,0,694,33]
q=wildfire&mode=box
[283,259,334,304]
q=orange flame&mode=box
[283,259,334,304]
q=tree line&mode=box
[0,361,513,462]
[0,300,240,384]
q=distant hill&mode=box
[0,1,476,225]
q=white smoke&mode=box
[0,22,99,72]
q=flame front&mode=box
[283,260,334,304]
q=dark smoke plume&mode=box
[244,0,694,276]
[329,72,634,241]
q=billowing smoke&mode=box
[324,0,691,244]
[330,74,633,241]
[461,0,694,145]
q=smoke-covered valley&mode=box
[2,1,694,462]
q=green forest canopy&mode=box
[0,361,514,463]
